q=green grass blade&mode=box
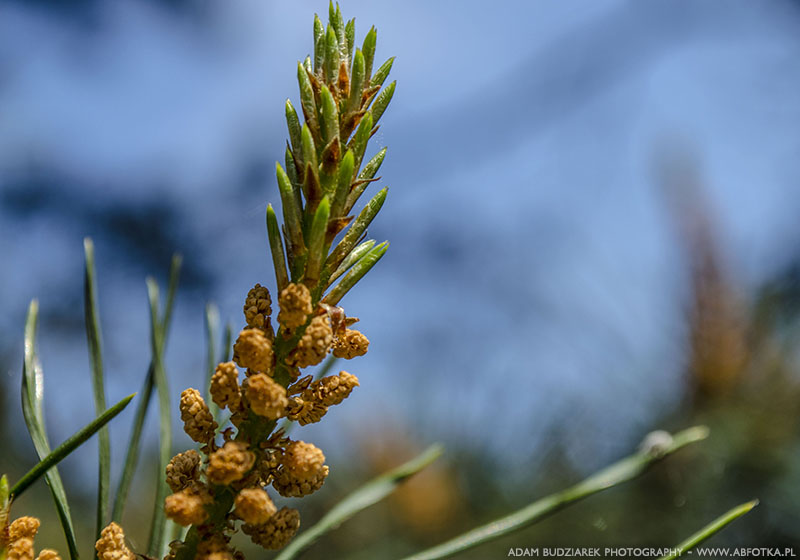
[11,394,135,498]
[20,300,80,560]
[275,444,444,560]
[83,238,111,541]
[400,427,710,560]
[111,365,154,522]
[111,257,181,523]
[204,302,220,422]
[146,278,173,558]
[659,500,759,560]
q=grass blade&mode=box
[659,500,759,560]
[111,365,154,522]
[275,444,444,560]
[20,300,80,560]
[112,257,181,524]
[400,427,710,560]
[11,394,135,498]
[83,238,110,541]
[146,278,174,558]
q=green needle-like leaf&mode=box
[300,124,319,176]
[267,204,290,292]
[274,444,444,560]
[349,111,373,171]
[362,26,377,82]
[285,99,303,166]
[331,149,355,219]
[327,187,387,271]
[304,196,331,285]
[346,147,386,213]
[659,501,759,560]
[11,394,135,499]
[358,146,386,182]
[371,57,394,87]
[277,163,306,254]
[324,25,339,85]
[313,14,325,73]
[333,3,346,58]
[83,237,111,542]
[320,84,340,149]
[328,239,376,286]
[400,427,710,560]
[302,55,313,75]
[297,62,319,138]
[345,19,355,62]
[20,300,80,560]
[285,146,304,212]
[324,241,388,306]
[112,257,181,523]
[371,80,395,125]
[347,49,365,114]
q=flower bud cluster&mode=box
[4,516,62,560]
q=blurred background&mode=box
[2,0,800,557]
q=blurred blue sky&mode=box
[2,0,800,489]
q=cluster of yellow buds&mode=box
[1,516,61,560]
[163,279,367,556]
[160,2,394,556]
